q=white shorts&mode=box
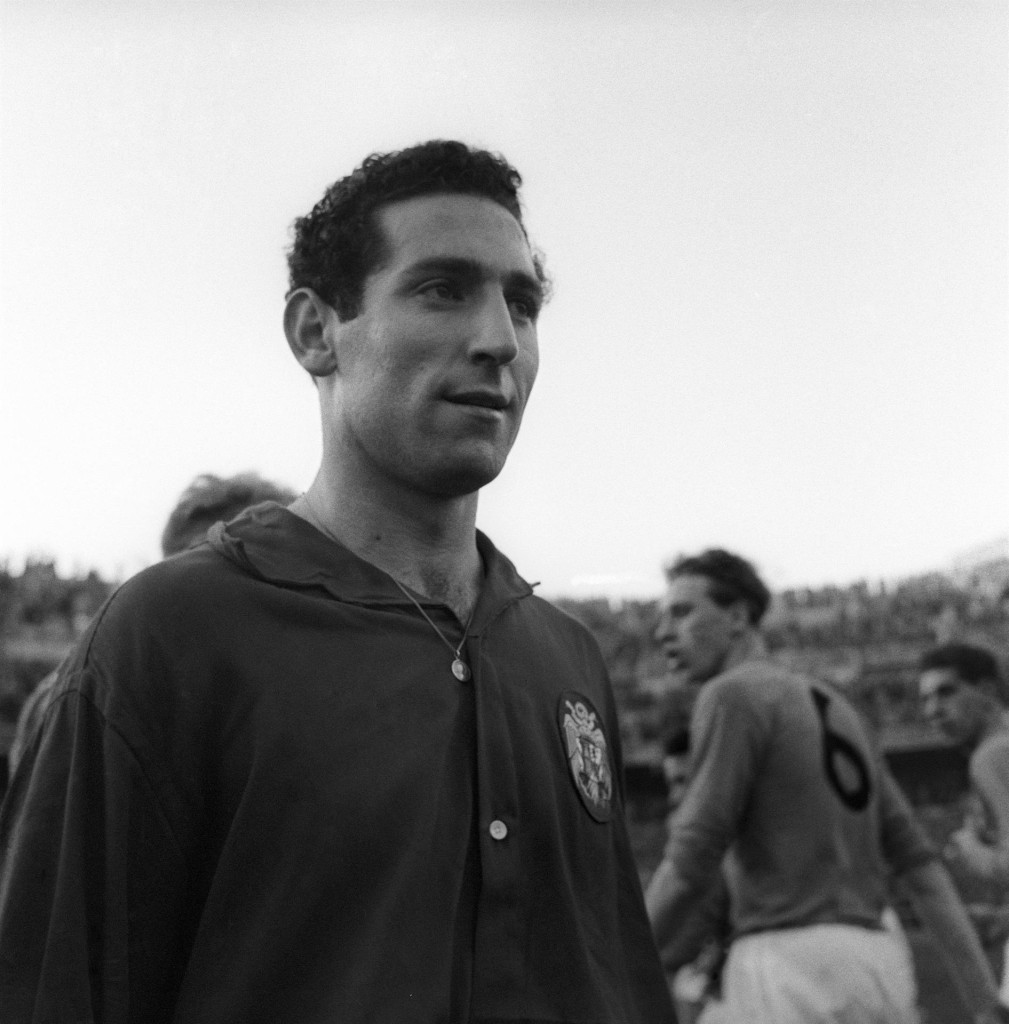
[717,923,920,1024]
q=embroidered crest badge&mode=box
[558,692,613,822]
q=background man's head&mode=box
[286,139,547,322]
[8,470,297,777]
[655,548,771,685]
[161,472,297,556]
[919,642,1005,746]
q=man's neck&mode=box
[979,706,1009,747]
[722,631,768,675]
[290,477,483,623]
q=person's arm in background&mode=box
[655,868,730,974]
[647,678,761,949]
[947,742,1009,884]
[879,764,1004,1022]
[897,858,1004,1023]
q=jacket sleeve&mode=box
[646,677,764,947]
[0,686,190,1024]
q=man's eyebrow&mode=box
[405,256,544,299]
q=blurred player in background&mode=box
[646,547,1005,1024]
[920,642,1009,1003]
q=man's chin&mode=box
[666,664,701,687]
[934,724,967,747]
[420,459,506,499]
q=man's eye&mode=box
[421,281,462,302]
[509,296,540,322]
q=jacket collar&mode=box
[207,502,534,628]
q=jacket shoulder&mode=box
[97,546,240,624]
[521,595,608,652]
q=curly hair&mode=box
[287,139,548,321]
[161,472,297,557]
[666,548,772,626]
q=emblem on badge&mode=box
[558,692,613,822]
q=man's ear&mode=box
[284,288,340,378]
[978,677,1001,703]
[728,601,750,635]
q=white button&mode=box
[489,819,508,840]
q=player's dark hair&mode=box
[286,139,548,321]
[666,548,771,626]
[161,472,297,556]
[919,642,1002,687]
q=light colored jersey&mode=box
[664,658,935,937]
[970,729,1009,846]
[968,729,1009,1002]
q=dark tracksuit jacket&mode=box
[0,503,674,1024]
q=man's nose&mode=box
[470,293,520,365]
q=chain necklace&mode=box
[391,576,475,681]
[295,492,476,681]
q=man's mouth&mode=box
[446,390,509,411]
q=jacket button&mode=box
[489,819,508,840]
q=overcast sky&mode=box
[2,1,1006,599]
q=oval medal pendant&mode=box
[452,658,471,682]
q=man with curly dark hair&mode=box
[286,139,548,321]
[0,141,674,1023]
